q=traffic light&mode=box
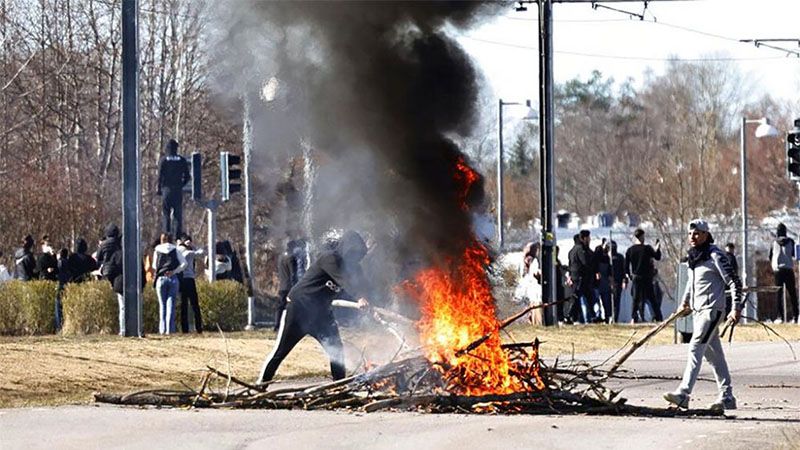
[191,152,202,201]
[221,151,242,202]
[788,119,800,181]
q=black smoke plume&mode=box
[211,2,502,286]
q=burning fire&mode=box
[404,158,540,396]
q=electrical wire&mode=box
[461,36,787,62]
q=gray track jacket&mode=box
[682,245,744,312]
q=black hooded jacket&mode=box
[14,247,37,281]
[36,251,58,281]
[97,224,122,280]
[287,231,369,310]
[65,238,97,283]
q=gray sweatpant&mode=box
[677,309,732,399]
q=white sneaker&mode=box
[775,318,784,324]
[663,392,689,409]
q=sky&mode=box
[459,0,800,119]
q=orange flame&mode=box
[403,158,537,395]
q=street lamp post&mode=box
[740,116,779,321]
[497,99,535,250]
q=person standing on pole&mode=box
[157,139,190,238]
[624,228,662,323]
[664,219,742,411]
[769,223,798,324]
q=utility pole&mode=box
[497,99,505,249]
[538,0,557,326]
[242,95,256,329]
[121,0,142,337]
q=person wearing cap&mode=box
[157,138,191,237]
[663,219,743,411]
[258,230,372,384]
[769,223,798,323]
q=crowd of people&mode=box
[516,228,669,325]
[515,222,800,326]
[0,225,240,335]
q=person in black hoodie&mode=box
[65,238,97,283]
[14,235,37,281]
[624,228,662,323]
[96,224,125,334]
[609,241,627,323]
[567,230,596,324]
[769,223,798,323]
[258,231,372,384]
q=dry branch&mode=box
[605,310,686,378]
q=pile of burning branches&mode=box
[94,304,721,417]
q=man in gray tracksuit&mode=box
[664,219,743,411]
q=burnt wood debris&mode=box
[94,302,724,417]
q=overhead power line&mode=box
[461,36,788,62]
[740,39,800,58]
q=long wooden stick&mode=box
[605,310,686,378]
[455,299,568,357]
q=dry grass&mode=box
[2,322,799,408]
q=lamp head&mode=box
[753,118,779,138]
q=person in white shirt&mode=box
[152,233,187,335]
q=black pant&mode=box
[631,276,662,322]
[179,277,203,333]
[612,280,623,322]
[258,301,345,383]
[161,188,183,237]
[774,268,799,321]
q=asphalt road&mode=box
[3,341,799,449]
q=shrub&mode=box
[0,280,57,335]
[0,282,23,335]
[21,280,58,334]
[62,280,117,335]
[197,279,247,331]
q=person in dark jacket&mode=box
[769,223,798,323]
[594,240,612,323]
[54,248,71,331]
[177,233,204,334]
[258,231,372,384]
[65,238,97,283]
[157,139,190,237]
[96,224,125,334]
[610,241,626,323]
[152,233,187,335]
[723,243,739,316]
[36,235,59,281]
[567,230,596,324]
[274,239,306,331]
[624,228,662,323]
[14,235,37,281]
